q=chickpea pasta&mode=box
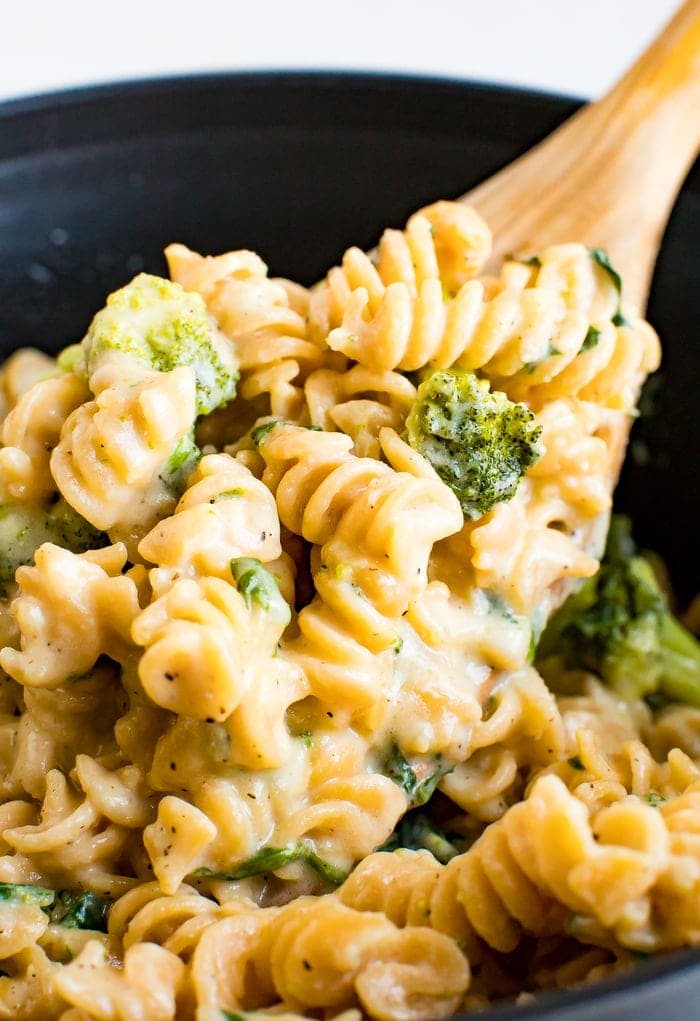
[0,198,696,1021]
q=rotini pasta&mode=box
[0,196,693,1020]
[50,355,197,550]
[0,371,89,504]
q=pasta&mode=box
[50,355,197,550]
[340,769,700,955]
[0,196,695,1021]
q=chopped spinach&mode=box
[589,248,629,325]
[195,841,347,888]
[161,432,201,494]
[251,420,281,446]
[589,248,622,296]
[379,812,460,865]
[0,882,54,908]
[581,326,601,353]
[0,883,112,931]
[49,891,112,932]
[230,558,290,624]
[383,745,447,807]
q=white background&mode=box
[0,0,680,104]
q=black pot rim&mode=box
[0,69,697,1020]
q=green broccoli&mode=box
[83,273,238,416]
[537,516,700,705]
[405,369,543,520]
[56,343,87,375]
[0,499,107,597]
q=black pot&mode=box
[0,72,697,1019]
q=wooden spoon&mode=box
[461,0,700,313]
[458,0,699,610]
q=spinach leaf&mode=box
[379,812,460,864]
[581,326,601,352]
[589,248,630,325]
[0,884,112,932]
[230,558,290,624]
[251,420,281,446]
[49,891,113,932]
[195,841,348,888]
[383,745,446,807]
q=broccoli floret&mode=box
[537,516,700,704]
[56,343,86,375]
[0,499,107,597]
[406,370,543,519]
[83,273,238,416]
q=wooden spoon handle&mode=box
[462,0,700,310]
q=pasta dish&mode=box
[0,199,697,1020]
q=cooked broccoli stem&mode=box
[657,613,700,705]
[83,273,238,416]
[0,883,112,932]
[537,515,700,704]
[0,499,107,597]
[406,370,543,520]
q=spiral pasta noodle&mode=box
[0,348,57,411]
[0,194,689,1019]
[0,372,89,504]
[341,767,700,957]
[260,423,462,632]
[308,201,492,370]
[51,354,197,547]
[167,243,328,426]
[0,543,140,690]
[303,364,417,458]
[310,206,659,413]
